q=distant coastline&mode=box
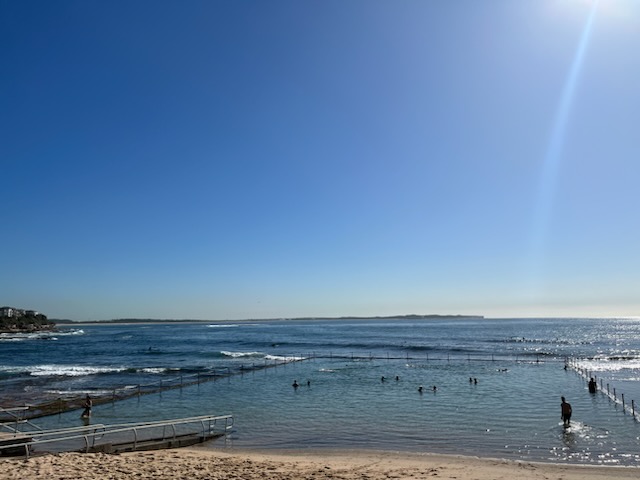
[53,314,484,325]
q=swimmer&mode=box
[292,380,299,388]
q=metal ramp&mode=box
[0,414,233,458]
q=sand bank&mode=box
[0,447,637,480]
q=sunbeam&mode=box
[528,0,600,290]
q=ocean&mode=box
[1,317,640,465]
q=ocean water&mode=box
[2,318,640,465]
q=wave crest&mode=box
[220,351,263,358]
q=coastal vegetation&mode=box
[0,306,55,333]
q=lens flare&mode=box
[528,1,599,288]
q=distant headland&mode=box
[53,314,484,325]
[0,306,56,333]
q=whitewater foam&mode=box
[28,365,127,377]
[221,351,263,358]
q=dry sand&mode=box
[1,447,637,480]
[0,448,640,480]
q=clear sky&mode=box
[2,0,639,321]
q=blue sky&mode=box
[2,1,639,321]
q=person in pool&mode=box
[81,394,92,418]
[561,396,572,427]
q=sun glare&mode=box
[553,0,639,24]
[528,0,599,293]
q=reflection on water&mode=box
[33,356,640,465]
[5,319,640,465]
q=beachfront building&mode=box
[0,306,44,319]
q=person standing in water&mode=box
[81,394,92,418]
[561,396,572,427]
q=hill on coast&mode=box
[0,306,55,333]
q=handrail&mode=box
[4,413,232,439]
[0,414,233,459]
[0,406,45,433]
[3,424,108,439]
[0,407,30,413]
[79,414,233,432]
[132,428,138,452]
[0,419,29,434]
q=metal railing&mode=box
[0,414,233,458]
[0,407,43,434]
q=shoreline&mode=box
[211,445,640,467]
[1,446,637,480]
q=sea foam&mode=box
[28,365,127,377]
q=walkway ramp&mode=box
[0,414,233,458]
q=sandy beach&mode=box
[1,447,637,480]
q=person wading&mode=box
[561,396,572,427]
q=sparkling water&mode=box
[2,318,640,464]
